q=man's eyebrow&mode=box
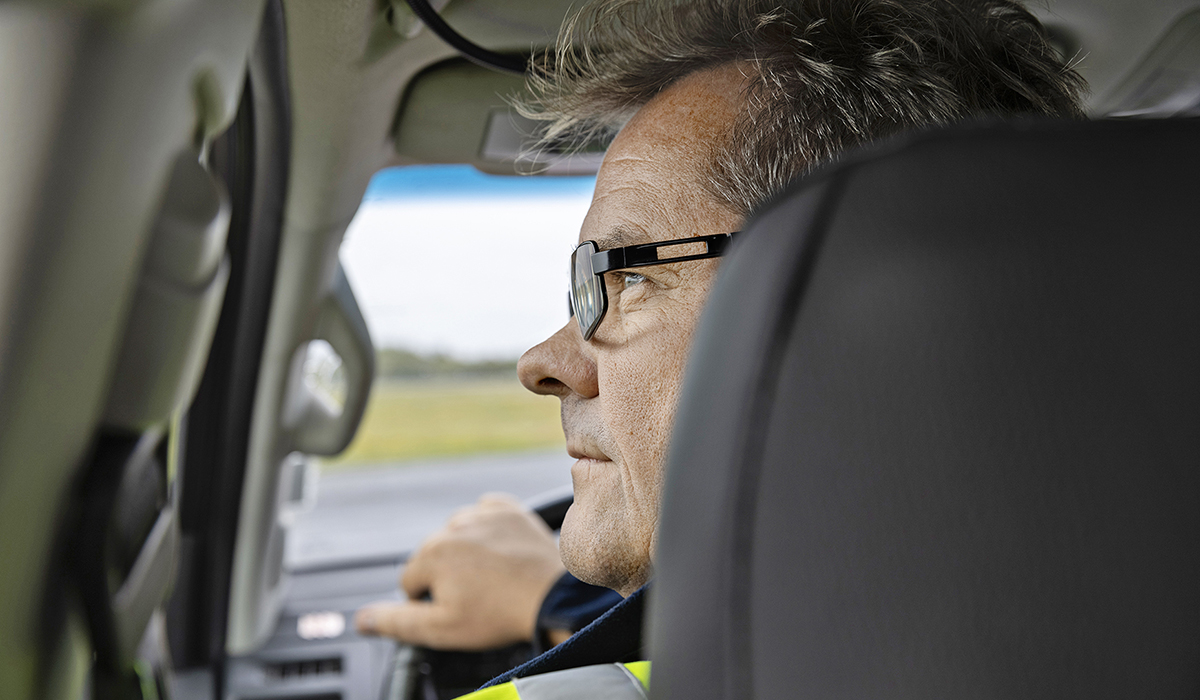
[592,226,646,251]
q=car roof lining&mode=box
[1031,0,1200,111]
[280,0,1200,228]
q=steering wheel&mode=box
[394,490,575,700]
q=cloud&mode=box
[341,195,592,361]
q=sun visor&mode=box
[392,58,604,175]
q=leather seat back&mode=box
[651,118,1200,700]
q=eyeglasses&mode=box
[569,232,739,341]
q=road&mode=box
[286,449,573,572]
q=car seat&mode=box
[650,118,1200,699]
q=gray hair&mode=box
[517,0,1087,215]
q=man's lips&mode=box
[567,444,610,462]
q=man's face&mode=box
[517,65,747,596]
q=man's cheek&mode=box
[607,367,679,427]
[614,303,679,345]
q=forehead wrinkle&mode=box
[589,185,681,247]
[601,181,665,203]
[591,192,724,250]
[602,172,700,235]
[605,153,656,165]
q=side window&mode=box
[288,165,594,569]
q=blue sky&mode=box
[363,164,596,202]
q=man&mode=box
[357,0,1086,691]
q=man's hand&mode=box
[355,493,567,650]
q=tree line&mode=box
[375,347,517,380]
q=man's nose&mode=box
[518,322,599,399]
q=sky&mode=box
[340,164,596,361]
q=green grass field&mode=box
[322,377,564,469]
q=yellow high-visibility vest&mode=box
[457,660,650,700]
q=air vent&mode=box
[264,657,343,681]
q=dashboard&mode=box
[226,562,402,700]
[223,480,574,700]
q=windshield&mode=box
[287,165,594,570]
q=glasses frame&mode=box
[570,231,739,340]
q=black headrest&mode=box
[651,118,1200,700]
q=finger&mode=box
[399,536,445,599]
[357,601,449,646]
[446,498,512,529]
[446,499,518,530]
[400,561,430,601]
[448,503,477,521]
[476,492,522,509]
[445,506,480,529]
[354,601,400,636]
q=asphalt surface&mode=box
[286,449,574,572]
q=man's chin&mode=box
[559,502,610,590]
[559,501,649,597]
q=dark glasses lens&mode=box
[570,241,606,340]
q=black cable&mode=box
[403,0,528,76]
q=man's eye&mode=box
[621,272,646,289]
